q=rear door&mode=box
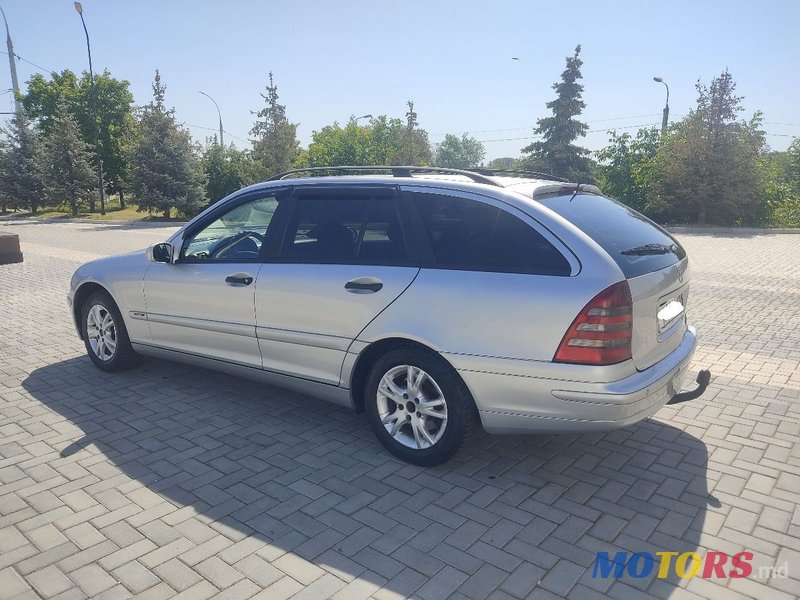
[255,186,419,384]
[536,191,688,370]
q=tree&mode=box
[765,140,800,227]
[521,45,591,181]
[0,141,6,214]
[393,101,432,165]
[0,111,45,214]
[366,116,404,164]
[306,105,433,168]
[128,71,206,218]
[22,70,81,135]
[486,157,520,170]
[250,72,300,179]
[306,119,374,166]
[202,141,255,203]
[645,70,767,225]
[433,133,486,168]
[22,69,134,207]
[41,100,97,217]
[594,127,660,212]
[88,71,135,207]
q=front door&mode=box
[143,190,287,367]
[255,186,419,384]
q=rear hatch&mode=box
[535,189,688,371]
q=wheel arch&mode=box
[73,281,114,340]
[348,337,477,415]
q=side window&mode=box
[181,195,280,261]
[282,193,409,264]
[358,197,408,263]
[413,193,571,275]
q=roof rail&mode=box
[267,166,503,187]
[470,168,568,183]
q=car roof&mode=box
[238,171,602,199]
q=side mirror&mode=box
[147,242,173,263]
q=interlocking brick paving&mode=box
[1,220,798,599]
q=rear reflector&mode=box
[554,281,633,365]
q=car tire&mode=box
[81,291,139,372]
[365,347,476,466]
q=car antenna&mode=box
[568,183,582,202]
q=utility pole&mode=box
[74,2,105,215]
[0,5,21,114]
[653,77,670,134]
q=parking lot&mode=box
[1,220,798,600]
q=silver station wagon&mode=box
[68,167,710,465]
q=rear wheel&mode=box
[81,292,138,372]
[365,348,475,466]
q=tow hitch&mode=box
[667,369,712,405]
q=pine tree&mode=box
[250,72,299,178]
[41,100,97,217]
[0,111,45,214]
[128,71,206,218]
[521,45,591,181]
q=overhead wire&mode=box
[0,50,53,74]
[183,122,249,144]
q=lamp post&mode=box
[653,76,669,134]
[0,5,20,114]
[354,114,372,123]
[74,2,105,215]
[198,90,223,147]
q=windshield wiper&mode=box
[621,243,676,256]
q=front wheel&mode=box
[365,348,476,466]
[81,292,138,372]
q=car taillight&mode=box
[554,281,633,365]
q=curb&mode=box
[665,226,800,235]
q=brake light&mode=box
[554,281,633,365]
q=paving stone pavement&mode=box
[1,220,799,600]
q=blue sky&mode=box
[2,0,798,159]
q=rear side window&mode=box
[413,193,571,276]
[536,193,686,278]
[282,193,408,264]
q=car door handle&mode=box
[225,273,254,286]
[345,277,383,293]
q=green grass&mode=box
[0,198,181,222]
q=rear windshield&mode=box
[536,193,686,278]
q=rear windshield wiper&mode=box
[621,243,676,256]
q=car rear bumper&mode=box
[449,326,699,434]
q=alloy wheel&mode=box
[376,364,448,450]
[86,304,117,361]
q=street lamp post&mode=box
[653,76,670,134]
[198,91,224,147]
[74,2,105,215]
[0,5,21,114]
[353,114,372,124]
